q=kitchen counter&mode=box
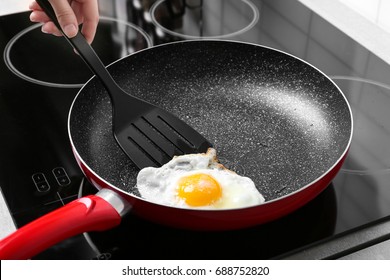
[298,0,390,65]
[0,191,16,239]
[0,0,30,16]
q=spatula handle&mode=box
[35,0,120,98]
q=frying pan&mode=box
[0,40,352,259]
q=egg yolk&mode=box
[177,173,222,207]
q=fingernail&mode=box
[63,24,78,38]
[29,12,37,22]
[41,24,49,34]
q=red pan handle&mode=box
[0,192,123,259]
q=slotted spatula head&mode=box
[112,91,212,168]
[36,0,212,169]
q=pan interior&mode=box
[69,41,352,201]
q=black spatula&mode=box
[36,0,211,169]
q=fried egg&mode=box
[136,148,265,209]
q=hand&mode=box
[29,0,99,44]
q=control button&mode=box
[32,172,46,183]
[52,167,66,177]
[52,167,71,186]
[56,176,70,186]
[32,173,50,192]
[35,181,51,192]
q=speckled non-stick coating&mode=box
[69,40,352,202]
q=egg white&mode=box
[136,148,265,209]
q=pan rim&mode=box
[67,39,353,212]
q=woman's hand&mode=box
[29,0,99,44]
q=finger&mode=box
[30,10,50,23]
[75,0,99,44]
[41,21,63,37]
[29,1,42,11]
[80,16,99,44]
[48,0,79,38]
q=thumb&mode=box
[49,0,78,38]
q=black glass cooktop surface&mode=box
[1,0,390,259]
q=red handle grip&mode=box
[0,194,121,260]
